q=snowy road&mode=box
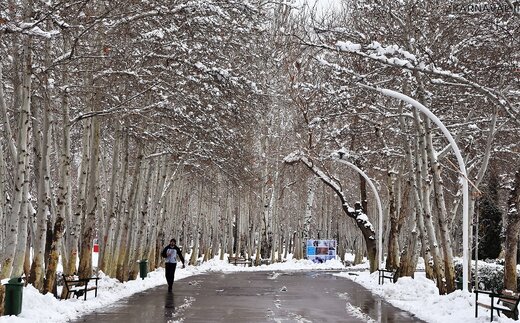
[72,270,425,322]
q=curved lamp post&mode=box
[333,157,384,266]
[360,85,469,292]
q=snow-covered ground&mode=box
[0,256,514,322]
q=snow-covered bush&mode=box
[454,259,520,291]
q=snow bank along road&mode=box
[73,270,425,322]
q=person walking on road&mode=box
[163,238,185,292]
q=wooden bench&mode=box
[62,274,100,300]
[475,289,520,321]
[260,259,272,265]
[228,256,252,267]
[378,269,395,285]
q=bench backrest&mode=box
[62,275,90,288]
[498,291,520,307]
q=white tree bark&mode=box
[5,33,33,278]
[413,109,446,294]
[126,158,146,279]
[44,71,71,294]
[99,125,122,273]
[425,118,456,292]
[65,119,90,276]
[29,78,52,290]
[303,175,317,245]
[0,63,19,163]
[189,183,202,266]
[135,160,154,261]
[78,102,101,278]
[145,155,168,268]
[116,144,142,281]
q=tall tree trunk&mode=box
[189,183,202,266]
[99,125,122,273]
[65,120,89,277]
[247,191,254,261]
[44,48,71,293]
[9,31,33,278]
[261,181,273,259]
[136,161,154,262]
[108,131,129,277]
[145,155,168,269]
[127,160,146,274]
[303,175,317,252]
[211,175,223,260]
[234,190,242,257]
[0,57,18,166]
[116,145,142,282]
[396,172,418,278]
[0,47,20,282]
[396,94,421,278]
[29,77,52,291]
[386,171,400,270]
[413,109,446,294]
[78,97,101,279]
[504,169,520,291]
[425,119,456,293]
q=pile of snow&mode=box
[336,271,516,323]
[199,258,346,272]
[0,269,176,323]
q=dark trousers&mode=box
[165,263,177,289]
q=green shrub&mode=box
[454,259,520,291]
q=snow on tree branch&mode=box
[307,40,520,124]
[1,21,59,38]
[284,151,345,203]
[106,6,188,31]
[282,150,303,164]
[283,150,375,233]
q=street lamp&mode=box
[332,155,384,266]
[360,85,469,292]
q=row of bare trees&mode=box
[0,0,273,313]
[0,1,368,315]
[283,0,520,294]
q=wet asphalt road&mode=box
[71,270,426,323]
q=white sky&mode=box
[0,253,515,323]
[295,0,344,16]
